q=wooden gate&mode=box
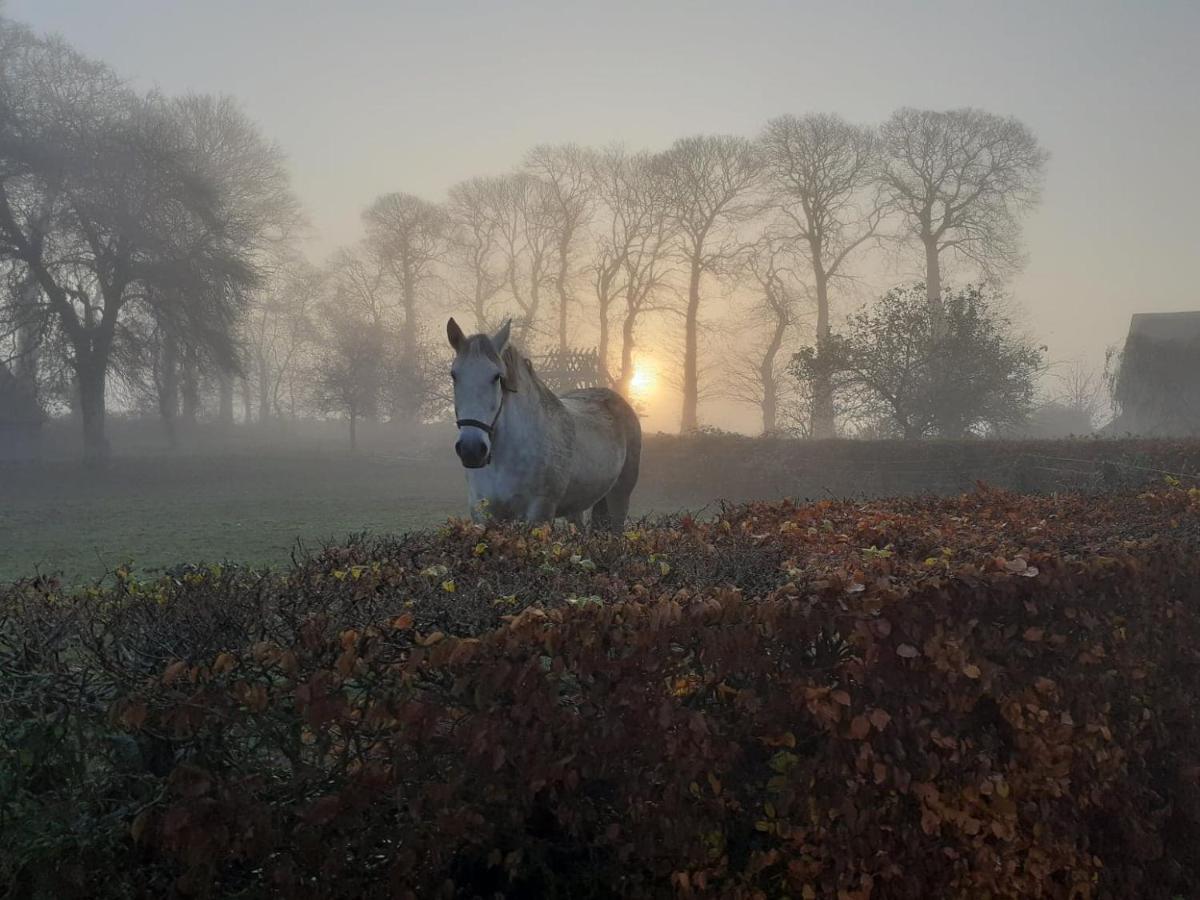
[534,348,608,394]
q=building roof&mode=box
[1126,311,1200,345]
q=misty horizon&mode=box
[11,0,1199,433]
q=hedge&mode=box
[3,484,1200,898]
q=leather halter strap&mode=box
[454,377,516,437]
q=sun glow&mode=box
[629,363,655,397]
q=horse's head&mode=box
[447,317,515,468]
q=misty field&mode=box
[0,452,470,584]
[6,433,1200,585]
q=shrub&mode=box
[3,485,1200,897]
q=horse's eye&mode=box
[450,372,457,382]
[492,374,501,384]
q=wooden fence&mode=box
[533,348,609,394]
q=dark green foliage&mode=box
[792,285,1044,438]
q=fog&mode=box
[9,0,1199,433]
[3,0,1200,582]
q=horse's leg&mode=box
[566,511,586,531]
[600,491,631,534]
[590,496,611,532]
[524,498,557,525]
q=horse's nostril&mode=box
[454,440,463,457]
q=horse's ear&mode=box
[446,317,464,352]
[491,319,511,356]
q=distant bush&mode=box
[4,484,1200,898]
[790,284,1044,439]
[639,434,1200,505]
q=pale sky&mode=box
[11,0,1200,430]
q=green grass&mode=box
[0,452,468,584]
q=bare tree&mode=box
[760,113,881,438]
[155,94,302,433]
[361,192,448,366]
[246,258,321,423]
[726,235,810,434]
[653,135,761,431]
[310,306,386,452]
[488,172,556,347]
[525,144,593,352]
[0,29,296,461]
[1051,360,1104,430]
[590,148,677,396]
[878,108,1047,323]
[446,177,505,331]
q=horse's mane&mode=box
[503,344,562,407]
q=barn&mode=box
[0,365,43,461]
[1107,311,1200,436]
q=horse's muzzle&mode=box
[455,435,491,469]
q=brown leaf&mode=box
[868,708,891,731]
[848,715,872,740]
[303,794,342,826]
[120,701,148,731]
[169,763,212,799]
[162,660,188,685]
[896,643,920,659]
[129,809,153,844]
[962,663,982,679]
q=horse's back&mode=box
[559,388,640,447]
[556,387,641,516]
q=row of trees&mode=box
[1,10,1051,459]
[0,16,300,460]
[277,109,1046,441]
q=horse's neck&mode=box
[494,359,567,460]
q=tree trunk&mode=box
[242,375,253,425]
[159,332,180,449]
[809,267,836,439]
[760,313,787,435]
[473,266,488,332]
[14,275,41,397]
[680,259,702,432]
[762,376,778,434]
[257,351,272,424]
[217,370,235,429]
[597,303,612,388]
[401,262,418,364]
[77,354,109,465]
[924,235,945,334]
[619,306,637,398]
[181,350,200,425]
[556,236,570,352]
[519,269,540,348]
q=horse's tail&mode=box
[618,396,641,494]
[597,392,641,531]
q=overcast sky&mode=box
[11,0,1200,426]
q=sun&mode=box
[629,363,655,397]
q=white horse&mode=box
[446,318,641,531]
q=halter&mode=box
[455,377,517,438]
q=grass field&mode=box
[0,442,687,584]
[0,451,473,584]
[8,427,1196,585]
